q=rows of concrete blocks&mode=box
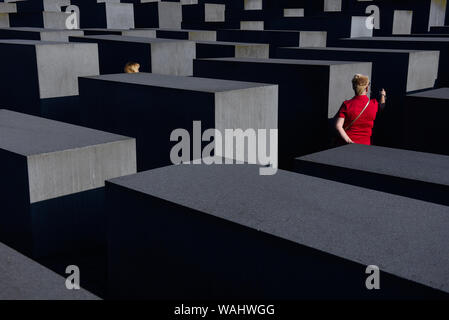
[1,0,444,38]
[0,0,225,29]
[0,35,445,160]
[0,31,446,157]
[0,0,448,299]
[1,107,449,298]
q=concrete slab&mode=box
[9,11,71,28]
[264,15,364,46]
[340,36,449,86]
[0,109,136,257]
[0,27,84,41]
[217,29,327,56]
[182,3,225,23]
[283,8,304,18]
[78,72,278,171]
[430,25,449,33]
[0,39,99,115]
[295,144,449,206]
[69,35,195,76]
[82,28,157,38]
[0,2,16,13]
[155,28,217,41]
[14,0,69,12]
[71,1,134,29]
[392,10,413,35]
[244,0,262,11]
[205,3,225,22]
[133,1,181,28]
[0,13,9,27]
[0,242,99,300]
[276,47,439,93]
[106,162,449,299]
[240,20,264,30]
[196,40,269,58]
[194,57,372,167]
[405,88,449,156]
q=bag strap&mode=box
[344,99,371,131]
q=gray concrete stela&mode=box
[0,0,449,300]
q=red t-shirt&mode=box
[338,95,378,145]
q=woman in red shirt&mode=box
[335,74,386,145]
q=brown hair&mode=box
[352,74,370,96]
[124,62,140,73]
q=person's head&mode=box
[352,74,370,96]
[124,62,140,73]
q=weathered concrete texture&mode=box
[194,57,371,167]
[276,47,439,93]
[0,2,16,13]
[0,27,84,42]
[106,163,449,299]
[205,3,225,22]
[217,29,327,56]
[295,144,449,206]
[283,8,304,17]
[428,0,447,29]
[104,2,134,29]
[240,20,264,30]
[339,37,449,86]
[0,40,99,115]
[392,10,413,35]
[70,35,195,76]
[244,0,262,10]
[350,16,373,38]
[324,0,342,12]
[0,12,9,27]
[79,72,277,171]
[196,40,269,58]
[0,242,100,300]
[0,109,136,257]
[405,88,449,156]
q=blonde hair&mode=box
[352,74,370,96]
[124,62,140,73]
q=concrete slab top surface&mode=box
[0,242,99,300]
[343,37,449,42]
[82,72,276,93]
[76,34,192,44]
[281,46,434,53]
[0,109,132,156]
[196,40,268,46]
[108,163,449,293]
[200,57,368,66]
[0,39,70,45]
[82,28,131,32]
[0,27,82,33]
[222,29,310,34]
[408,87,449,100]
[297,144,449,187]
[156,28,216,33]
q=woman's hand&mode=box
[346,138,354,144]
